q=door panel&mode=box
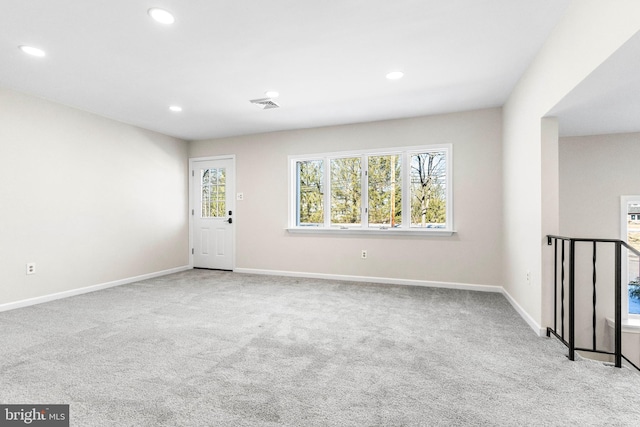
[192,158,234,270]
[200,228,210,254]
[215,228,226,255]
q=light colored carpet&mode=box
[1,269,639,426]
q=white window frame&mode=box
[620,195,640,321]
[287,144,454,236]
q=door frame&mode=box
[189,155,236,270]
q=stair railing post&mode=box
[569,239,576,361]
[615,241,622,368]
[561,240,565,341]
[592,241,597,351]
[553,238,558,335]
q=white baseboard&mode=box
[234,267,503,293]
[0,265,191,313]
[2,265,545,338]
[501,288,545,336]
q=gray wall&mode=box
[560,132,640,238]
[502,1,640,331]
[560,131,640,362]
[0,87,190,306]
[190,108,504,287]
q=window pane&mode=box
[368,154,402,227]
[627,202,640,314]
[290,145,452,231]
[297,160,324,226]
[629,279,640,315]
[410,152,446,228]
[331,157,361,226]
[201,167,226,218]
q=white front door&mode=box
[192,157,234,270]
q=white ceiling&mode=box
[0,0,570,141]
[550,30,640,137]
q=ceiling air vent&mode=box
[249,97,280,109]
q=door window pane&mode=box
[410,152,446,228]
[296,160,324,226]
[368,154,402,227]
[331,157,361,226]
[201,168,226,218]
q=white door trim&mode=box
[189,155,236,270]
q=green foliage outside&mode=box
[296,151,447,227]
[202,168,226,217]
[331,157,362,224]
[297,160,324,225]
[368,155,402,226]
[410,152,446,226]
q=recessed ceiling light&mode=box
[19,45,46,57]
[265,91,279,98]
[386,71,404,80]
[148,8,175,24]
[169,105,182,112]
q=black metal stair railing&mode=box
[546,235,640,370]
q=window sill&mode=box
[286,227,455,237]
[606,317,640,333]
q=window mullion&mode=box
[362,154,368,229]
[295,161,301,226]
[323,157,331,228]
[446,147,453,228]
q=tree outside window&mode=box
[296,160,324,226]
[331,157,362,226]
[368,154,402,227]
[290,145,452,233]
[410,152,446,227]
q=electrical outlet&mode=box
[361,250,367,259]
[526,271,531,285]
[26,262,36,275]
[236,193,244,200]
